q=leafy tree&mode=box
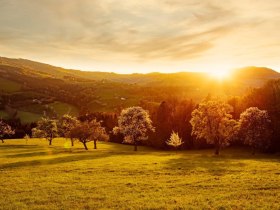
[190,99,238,155]
[239,107,272,154]
[113,106,155,151]
[32,118,58,145]
[70,119,108,150]
[24,134,30,144]
[58,114,79,146]
[166,131,184,150]
[0,120,15,143]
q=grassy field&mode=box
[0,78,21,92]
[49,102,79,117]
[0,139,279,210]
[16,111,42,124]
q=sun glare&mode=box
[208,69,232,81]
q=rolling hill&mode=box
[1,56,280,123]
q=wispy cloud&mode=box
[0,0,279,73]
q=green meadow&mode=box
[0,78,21,93]
[0,139,279,210]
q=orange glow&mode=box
[209,70,232,80]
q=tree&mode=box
[239,107,272,154]
[113,106,155,151]
[190,99,238,155]
[70,120,108,150]
[0,120,15,143]
[32,118,58,145]
[166,131,184,150]
[24,134,30,144]
[58,114,79,146]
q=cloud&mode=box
[0,0,280,72]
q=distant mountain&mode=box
[232,66,280,87]
[1,56,279,86]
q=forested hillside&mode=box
[1,56,280,123]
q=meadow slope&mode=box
[0,139,279,209]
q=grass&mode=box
[0,139,279,210]
[49,101,79,117]
[17,111,42,124]
[0,78,21,92]
[0,110,9,119]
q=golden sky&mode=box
[0,0,279,73]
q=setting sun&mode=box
[209,70,232,80]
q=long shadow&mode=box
[162,151,280,176]
[0,144,42,150]
[0,151,134,170]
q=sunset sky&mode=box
[0,0,279,74]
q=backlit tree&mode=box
[113,106,155,151]
[58,114,79,146]
[190,99,238,155]
[0,120,15,143]
[166,131,184,150]
[32,118,58,145]
[239,107,272,154]
[70,119,108,150]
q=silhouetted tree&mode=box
[70,119,108,150]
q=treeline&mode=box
[1,78,280,153]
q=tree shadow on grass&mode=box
[162,151,280,176]
[0,144,42,150]
[0,151,133,170]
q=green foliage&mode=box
[0,78,21,92]
[0,110,9,119]
[49,102,79,117]
[17,111,42,124]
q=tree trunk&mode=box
[214,143,220,155]
[71,138,74,146]
[134,142,138,151]
[252,147,255,155]
[1,139,4,143]
[94,140,97,149]
[83,142,88,150]
[49,138,52,145]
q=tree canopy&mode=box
[190,99,239,155]
[0,120,14,143]
[32,118,58,145]
[113,106,155,151]
[239,107,272,154]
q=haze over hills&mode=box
[1,56,280,123]
[1,56,280,85]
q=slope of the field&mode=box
[0,139,279,209]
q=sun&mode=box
[208,69,232,81]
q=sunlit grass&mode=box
[0,139,279,209]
